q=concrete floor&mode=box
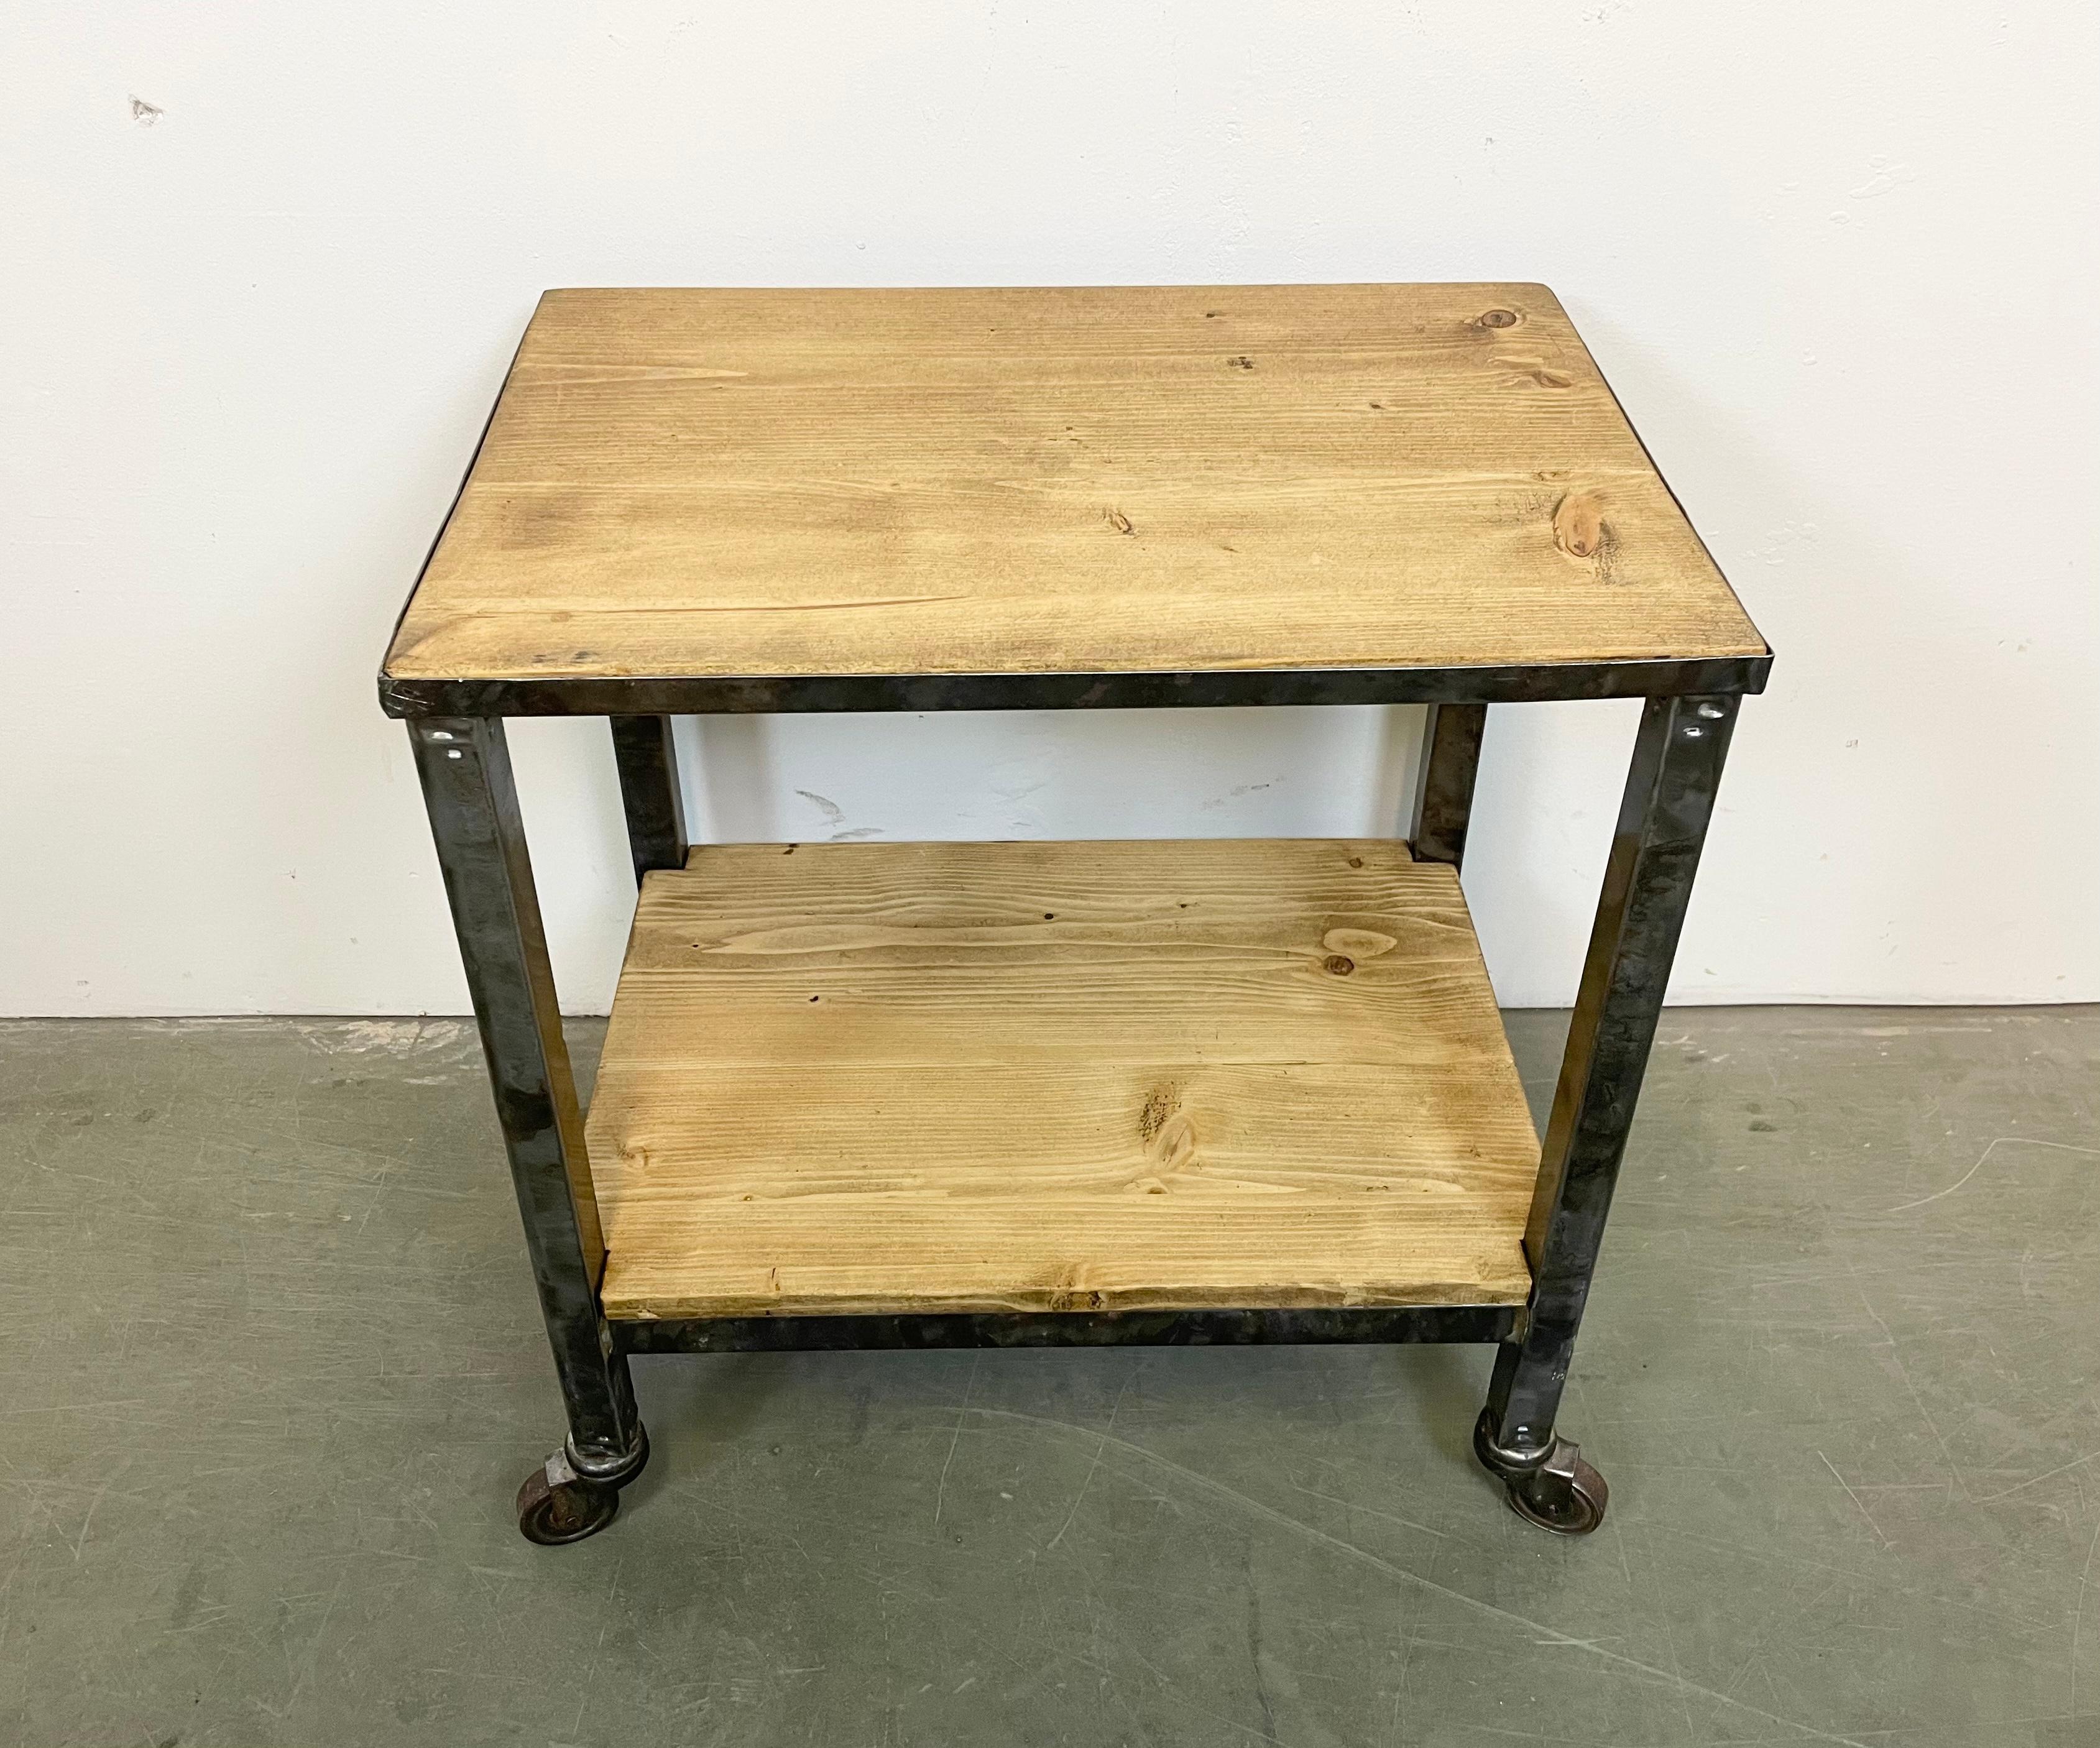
[1,1009,2096,1746]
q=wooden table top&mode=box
[383,284,1764,690]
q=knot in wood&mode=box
[1552,492,1609,560]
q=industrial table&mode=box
[378,284,1769,1544]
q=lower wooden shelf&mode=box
[584,838,1539,1322]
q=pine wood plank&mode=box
[586,838,1539,1320]
[384,284,1764,684]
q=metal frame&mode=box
[401,671,1742,1541]
[407,716,646,1485]
[616,1306,1519,1354]
[1480,692,1737,1466]
[1409,701,1488,870]
[609,715,688,883]
[380,652,1769,720]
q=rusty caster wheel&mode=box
[516,1470,619,1545]
[1473,1409,1609,1536]
[1504,1446,1609,1535]
[515,1426,650,1546]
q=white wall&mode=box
[5,3,2095,1016]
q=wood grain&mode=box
[585,839,1539,1320]
[384,284,1764,683]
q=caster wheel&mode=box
[516,1469,619,1545]
[514,1426,648,1546]
[1503,1447,1609,1536]
[1472,1409,1608,1536]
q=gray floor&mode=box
[2,1009,2096,1746]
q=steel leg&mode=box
[609,715,689,885]
[408,716,648,1542]
[1477,692,1738,1533]
[1409,702,1487,869]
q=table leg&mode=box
[1410,702,1487,870]
[408,715,650,1544]
[609,715,689,884]
[1475,692,1738,1534]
